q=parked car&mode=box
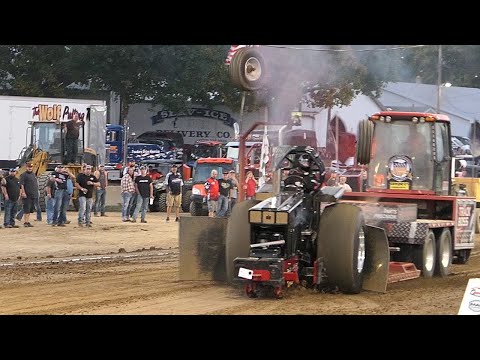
[136,131,184,148]
[452,135,472,156]
[134,136,182,161]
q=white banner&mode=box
[458,278,480,315]
[258,126,270,188]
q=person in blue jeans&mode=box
[45,175,56,225]
[2,168,21,228]
[216,171,232,217]
[51,165,71,227]
[76,165,99,227]
[121,167,136,222]
[93,165,108,217]
[132,166,153,223]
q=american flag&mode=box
[258,126,270,189]
[225,45,260,65]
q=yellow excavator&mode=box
[16,119,98,211]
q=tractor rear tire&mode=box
[182,190,192,213]
[318,203,366,294]
[435,228,452,277]
[229,47,266,91]
[225,199,260,284]
[356,120,374,165]
[454,249,471,264]
[37,171,53,212]
[413,230,436,278]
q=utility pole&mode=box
[123,118,129,169]
[239,91,246,135]
[436,45,443,113]
[474,120,477,177]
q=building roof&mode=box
[379,81,480,122]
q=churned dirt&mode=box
[0,210,478,315]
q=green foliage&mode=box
[0,45,79,97]
[256,45,402,112]
[2,45,479,122]
[399,45,480,87]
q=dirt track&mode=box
[0,210,479,315]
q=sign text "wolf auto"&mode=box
[32,104,89,122]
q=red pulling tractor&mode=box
[178,47,475,299]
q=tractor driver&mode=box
[284,153,321,193]
[403,125,430,182]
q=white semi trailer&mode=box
[0,95,107,167]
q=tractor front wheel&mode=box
[229,47,266,91]
[182,190,192,213]
[189,201,202,216]
[225,199,259,284]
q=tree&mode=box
[0,44,445,123]
[147,45,244,113]
[400,45,480,87]
[66,45,157,119]
[246,45,403,122]
[0,45,81,98]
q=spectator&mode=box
[76,165,99,227]
[123,160,138,176]
[121,167,136,222]
[93,164,108,217]
[361,169,368,191]
[64,168,75,222]
[217,171,232,217]
[64,112,84,164]
[165,164,183,222]
[51,165,71,227]
[148,166,162,181]
[19,163,38,227]
[16,187,42,222]
[2,168,21,228]
[228,170,238,215]
[455,159,467,178]
[204,169,219,217]
[124,163,139,218]
[245,170,257,200]
[338,176,352,192]
[326,172,337,186]
[0,170,4,229]
[132,166,153,223]
[45,174,56,225]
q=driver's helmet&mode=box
[298,154,311,169]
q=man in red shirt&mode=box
[204,169,219,217]
[148,166,162,180]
